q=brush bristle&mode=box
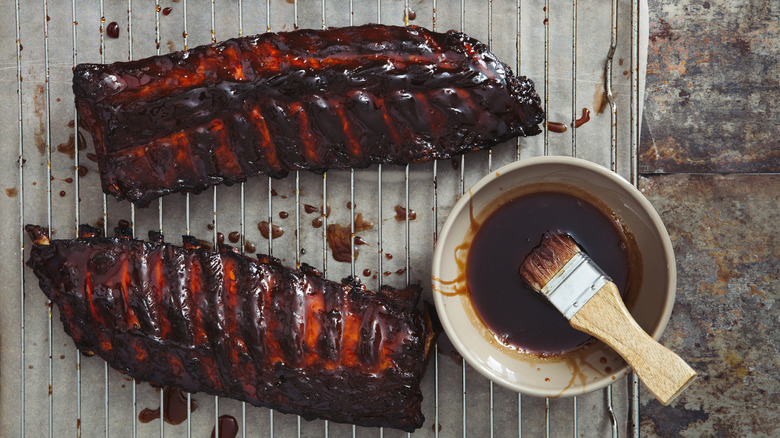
[518,232,582,291]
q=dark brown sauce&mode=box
[547,122,567,133]
[396,268,406,275]
[257,221,283,239]
[326,223,354,262]
[279,211,289,219]
[211,415,238,438]
[6,187,18,197]
[466,191,631,355]
[354,213,372,232]
[270,188,278,197]
[407,9,416,20]
[363,269,372,277]
[303,204,318,214]
[346,201,353,210]
[354,236,367,245]
[118,219,130,228]
[56,133,76,159]
[162,7,172,15]
[217,232,225,244]
[244,242,256,253]
[394,205,417,221]
[106,22,120,39]
[86,152,98,162]
[574,108,591,128]
[451,158,460,170]
[228,231,240,243]
[78,165,89,177]
[312,217,323,228]
[138,387,197,425]
[65,177,74,184]
[385,253,393,260]
[59,191,66,197]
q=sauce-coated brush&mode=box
[518,231,697,405]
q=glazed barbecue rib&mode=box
[26,225,434,432]
[74,24,544,206]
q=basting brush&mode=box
[519,231,696,405]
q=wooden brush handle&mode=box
[569,282,697,405]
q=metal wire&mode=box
[264,2,275,436]
[432,2,439,434]
[125,2,139,437]
[630,1,642,437]
[607,0,619,172]
[70,0,84,436]
[608,385,619,437]
[179,1,193,436]
[97,2,110,435]
[41,0,54,436]
[15,0,26,435]
[209,2,221,436]
[237,1,247,436]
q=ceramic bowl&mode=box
[431,156,676,397]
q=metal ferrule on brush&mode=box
[540,252,611,320]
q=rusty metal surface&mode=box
[639,0,780,173]
[639,174,780,436]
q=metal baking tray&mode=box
[0,0,648,436]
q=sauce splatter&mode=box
[106,22,120,39]
[304,204,318,214]
[6,187,18,198]
[138,387,196,425]
[228,231,240,243]
[394,205,417,221]
[325,213,373,262]
[258,221,283,239]
[162,7,172,15]
[547,122,568,133]
[312,217,323,228]
[574,108,591,128]
[244,242,256,253]
[279,211,289,219]
[210,415,238,438]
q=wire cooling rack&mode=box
[0,0,647,436]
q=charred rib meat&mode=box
[74,24,544,206]
[26,225,434,432]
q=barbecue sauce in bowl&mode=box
[465,190,634,356]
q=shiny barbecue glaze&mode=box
[73,24,544,206]
[26,225,434,432]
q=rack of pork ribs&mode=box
[73,24,545,207]
[26,225,435,432]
